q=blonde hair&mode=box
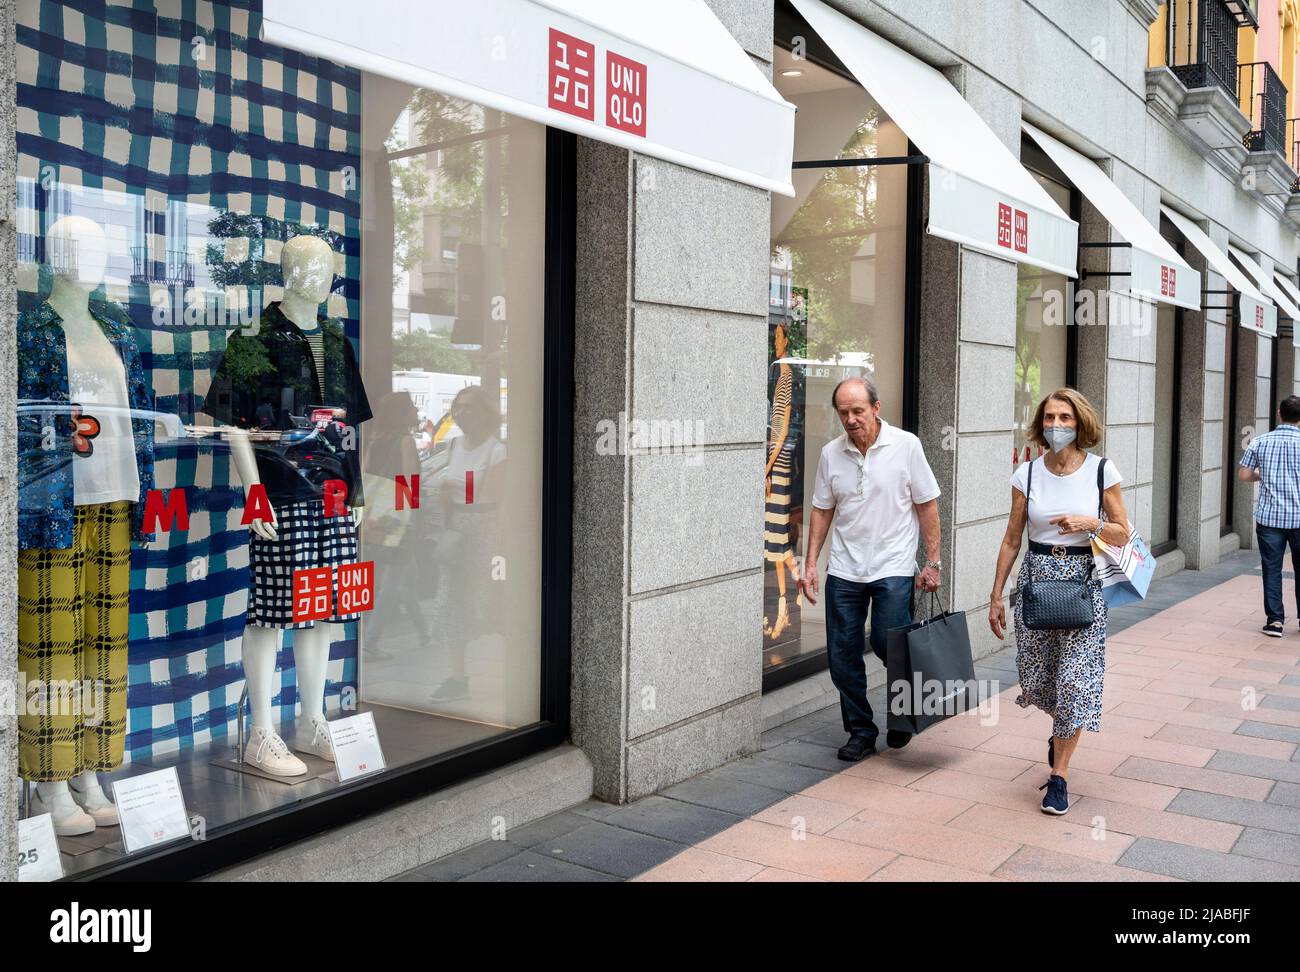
[1028,387,1102,450]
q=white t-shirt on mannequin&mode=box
[1010,453,1122,545]
[66,327,140,505]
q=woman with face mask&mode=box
[988,388,1131,816]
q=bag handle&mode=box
[915,585,948,627]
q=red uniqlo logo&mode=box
[1013,210,1028,253]
[997,203,1012,248]
[292,567,334,623]
[1256,306,1265,329]
[548,28,595,120]
[607,51,647,136]
[1160,265,1171,296]
[337,561,375,615]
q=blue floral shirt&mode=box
[18,300,155,550]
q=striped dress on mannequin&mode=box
[764,363,796,563]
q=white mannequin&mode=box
[26,215,124,833]
[229,235,361,775]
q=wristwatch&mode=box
[924,560,942,571]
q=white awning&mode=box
[1272,273,1300,347]
[791,0,1078,276]
[1160,206,1277,337]
[1229,245,1300,334]
[1023,124,1200,309]
[261,0,796,195]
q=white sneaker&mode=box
[68,776,119,827]
[244,725,308,777]
[30,785,96,837]
[296,715,336,763]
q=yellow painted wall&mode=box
[1150,2,1169,67]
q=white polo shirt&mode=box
[812,420,941,584]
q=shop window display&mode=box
[14,0,547,878]
[765,44,909,674]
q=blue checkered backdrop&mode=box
[15,0,362,761]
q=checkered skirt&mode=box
[248,499,360,629]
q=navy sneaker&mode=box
[1038,774,1069,815]
[1264,621,1284,638]
[836,735,877,762]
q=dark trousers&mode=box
[1256,523,1300,624]
[824,573,914,742]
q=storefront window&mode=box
[764,41,909,675]
[1013,170,1072,456]
[1221,316,1238,534]
[1152,301,1179,548]
[14,0,552,879]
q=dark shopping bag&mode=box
[885,590,978,735]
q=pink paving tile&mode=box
[1108,659,1182,680]
[1137,645,1246,668]
[1010,764,1179,810]
[1154,668,1232,688]
[1187,698,1300,727]
[1111,756,1275,800]
[633,847,765,882]
[1110,701,1241,733]
[918,720,1004,750]
[826,809,1021,873]
[1084,727,1218,767]
[1233,657,1300,675]
[1213,667,1286,686]
[1143,679,1249,704]
[1174,656,1268,676]
[1101,686,1197,710]
[911,767,1056,816]
[1152,722,1298,760]
[976,732,1126,773]
[886,739,1037,781]
[747,867,826,882]
[841,753,939,787]
[1214,675,1300,697]
[802,773,973,824]
[1069,795,1243,852]
[947,803,1133,864]
[753,794,862,836]
[867,855,1008,882]
[992,844,1181,882]
[696,819,896,881]
[1102,672,1156,691]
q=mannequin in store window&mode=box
[17,215,155,835]
[763,321,802,641]
[201,234,372,776]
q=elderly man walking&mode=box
[1239,395,1300,637]
[800,377,942,761]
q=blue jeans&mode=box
[824,573,915,742]
[1256,523,1300,624]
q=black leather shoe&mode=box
[886,729,913,749]
[836,736,877,762]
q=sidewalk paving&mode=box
[392,551,1300,882]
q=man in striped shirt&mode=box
[1239,396,1300,637]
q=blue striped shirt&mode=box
[1240,423,1300,529]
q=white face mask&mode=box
[1043,425,1076,453]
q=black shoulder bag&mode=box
[1019,456,1105,631]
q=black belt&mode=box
[1028,540,1093,557]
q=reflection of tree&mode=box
[386,130,429,275]
[773,113,879,361]
[204,213,341,289]
[392,330,476,374]
[1015,270,1041,435]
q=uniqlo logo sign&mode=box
[1256,306,1265,329]
[997,203,1013,249]
[548,28,595,120]
[293,567,334,623]
[338,561,375,615]
[1161,265,1176,297]
[1013,209,1028,253]
[607,51,647,136]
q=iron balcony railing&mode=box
[130,246,195,288]
[1239,61,1288,157]
[1287,117,1300,190]
[1167,0,1242,98]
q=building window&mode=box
[1152,301,1181,549]
[762,24,913,682]
[13,0,570,879]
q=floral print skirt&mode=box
[1012,551,1107,738]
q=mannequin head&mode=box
[281,235,334,305]
[46,215,109,292]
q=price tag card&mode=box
[115,767,191,854]
[18,813,65,882]
[327,711,387,782]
